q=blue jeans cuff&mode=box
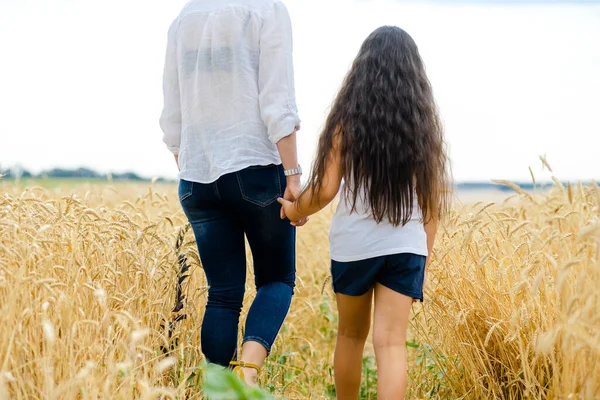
[243,336,272,353]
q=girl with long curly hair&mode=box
[278,26,451,398]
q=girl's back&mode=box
[330,185,427,262]
[277,25,451,400]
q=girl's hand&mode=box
[277,198,305,224]
[280,175,302,220]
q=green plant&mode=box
[359,355,378,400]
[202,363,273,400]
[407,341,462,398]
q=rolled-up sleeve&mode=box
[159,21,182,155]
[258,1,301,144]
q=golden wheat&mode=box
[0,181,598,399]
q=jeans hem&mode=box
[242,336,272,353]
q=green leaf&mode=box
[201,363,274,400]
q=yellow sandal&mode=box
[229,361,261,381]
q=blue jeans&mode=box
[179,164,296,367]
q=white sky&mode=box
[0,0,599,182]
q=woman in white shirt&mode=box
[160,0,303,386]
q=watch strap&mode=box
[284,165,302,176]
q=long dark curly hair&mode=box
[306,26,451,225]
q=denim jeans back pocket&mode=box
[236,165,282,207]
[179,179,194,203]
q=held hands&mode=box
[278,175,309,227]
[277,197,304,224]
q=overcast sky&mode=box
[1,0,599,182]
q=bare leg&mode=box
[237,341,267,386]
[334,289,373,400]
[372,283,413,399]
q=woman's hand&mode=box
[280,175,302,219]
[279,175,309,227]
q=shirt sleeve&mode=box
[159,20,182,155]
[259,1,301,144]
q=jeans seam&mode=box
[180,181,193,202]
[276,166,282,197]
[235,171,246,198]
[213,182,222,200]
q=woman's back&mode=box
[160,0,300,184]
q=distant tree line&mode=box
[0,166,594,190]
[1,166,173,182]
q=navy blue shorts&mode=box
[331,253,426,301]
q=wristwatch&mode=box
[284,164,302,177]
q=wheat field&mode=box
[0,179,598,399]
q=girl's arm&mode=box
[278,136,342,222]
[420,217,438,301]
[424,218,438,268]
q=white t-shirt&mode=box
[330,183,428,262]
[160,0,300,184]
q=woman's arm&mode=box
[160,20,182,157]
[259,2,303,218]
[258,2,301,146]
[276,129,302,200]
[276,129,299,172]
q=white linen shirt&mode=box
[160,0,300,184]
